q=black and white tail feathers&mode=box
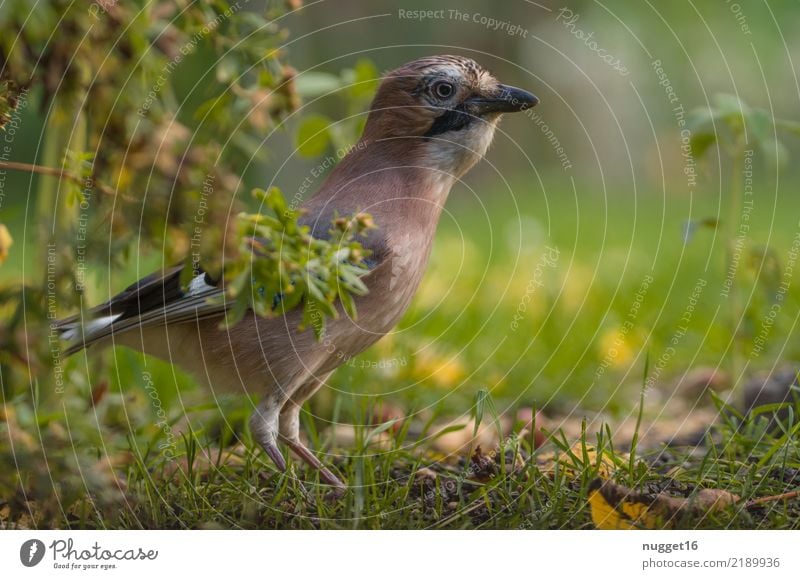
[56,265,225,355]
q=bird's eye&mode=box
[433,81,454,99]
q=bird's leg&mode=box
[279,403,345,489]
[250,397,287,473]
[278,372,345,488]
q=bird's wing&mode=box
[58,238,389,355]
[57,265,225,354]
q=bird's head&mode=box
[362,55,538,178]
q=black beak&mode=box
[466,84,539,115]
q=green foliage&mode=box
[0,1,294,371]
[688,94,800,392]
[689,93,795,167]
[61,150,96,207]
[0,80,18,130]
[224,187,375,338]
[293,58,380,156]
[295,114,332,157]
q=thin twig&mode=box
[745,489,800,509]
[0,159,127,200]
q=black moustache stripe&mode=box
[424,106,472,138]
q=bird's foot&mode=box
[259,441,312,497]
[281,436,346,489]
[262,440,287,472]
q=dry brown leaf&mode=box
[468,445,499,483]
[589,478,739,529]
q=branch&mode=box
[0,160,130,201]
[745,489,800,509]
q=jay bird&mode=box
[58,55,538,488]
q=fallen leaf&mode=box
[468,445,499,483]
[589,479,739,529]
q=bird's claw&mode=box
[280,435,347,489]
[263,441,287,472]
[318,467,346,490]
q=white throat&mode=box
[423,118,498,180]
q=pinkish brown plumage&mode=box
[58,55,538,487]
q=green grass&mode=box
[3,182,800,529]
[5,386,798,530]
